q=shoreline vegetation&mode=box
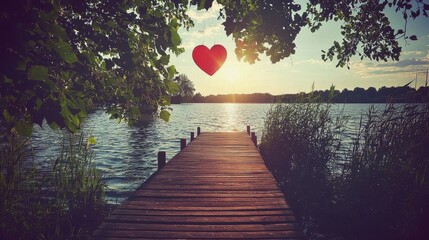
[171,86,429,104]
[260,95,429,240]
[0,132,110,239]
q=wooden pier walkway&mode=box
[92,131,301,239]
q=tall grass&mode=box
[334,104,429,240]
[260,99,429,240]
[0,131,108,239]
[260,96,347,235]
[50,132,107,238]
[0,132,45,239]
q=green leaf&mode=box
[159,55,170,65]
[82,50,97,65]
[160,97,171,106]
[3,109,13,123]
[129,106,140,117]
[197,0,206,10]
[36,98,43,110]
[160,110,171,122]
[49,122,59,130]
[3,76,13,83]
[16,57,30,71]
[15,119,33,137]
[165,79,179,94]
[153,9,163,18]
[170,30,181,46]
[167,65,178,79]
[100,60,106,70]
[71,115,80,127]
[25,40,36,48]
[54,40,78,63]
[64,119,77,133]
[106,20,117,28]
[409,35,418,41]
[169,18,180,29]
[40,21,68,40]
[28,65,48,81]
[88,136,97,145]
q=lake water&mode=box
[31,103,382,203]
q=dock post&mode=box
[197,127,201,136]
[254,135,258,146]
[247,126,250,135]
[158,151,166,171]
[251,132,256,146]
[180,138,186,150]
[191,132,195,141]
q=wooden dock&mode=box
[92,131,301,239]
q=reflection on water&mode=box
[31,103,383,203]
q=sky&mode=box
[170,2,429,95]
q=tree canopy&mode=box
[1,0,428,135]
[1,0,191,135]
[215,0,428,67]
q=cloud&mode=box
[180,1,225,48]
[180,38,197,49]
[178,28,225,49]
[401,50,424,56]
[189,25,223,38]
[350,52,429,79]
[187,2,222,23]
[389,58,429,67]
[294,58,326,65]
[187,10,216,22]
[180,25,224,49]
[281,58,334,69]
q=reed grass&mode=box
[334,104,429,240]
[260,94,347,236]
[260,97,429,240]
[0,131,108,239]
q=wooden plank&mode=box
[142,185,281,191]
[96,222,298,231]
[92,229,301,239]
[132,189,284,198]
[115,205,290,211]
[92,132,301,239]
[119,201,289,208]
[125,197,287,203]
[112,209,295,216]
[105,215,296,223]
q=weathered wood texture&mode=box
[93,132,301,239]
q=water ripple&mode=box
[31,103,382,203]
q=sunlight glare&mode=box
[222,64,241,81]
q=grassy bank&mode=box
[260,99,429,240]
[0,132,109,239]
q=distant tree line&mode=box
[191,93,275,103]
[282,86,429,103]
[182,86,429,103]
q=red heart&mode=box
[192,45,227,76]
